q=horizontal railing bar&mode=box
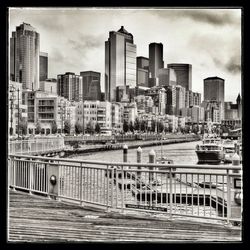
[9,154,242,171]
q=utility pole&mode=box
[82,100,85,135]
[17,88,20,138]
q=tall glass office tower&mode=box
[149,43,164,87]
[10,23,40,90]
[105,26,137,102]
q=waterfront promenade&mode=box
[9,190,241,242]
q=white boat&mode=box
[195,137,224,164]
[222,139,236,163]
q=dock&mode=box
[8,190,241,242]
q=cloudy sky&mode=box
[9,7,242,102]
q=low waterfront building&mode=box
[112,102,124,132]
[9,80,28,135]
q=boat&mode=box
[222,139,236,163]
[195,137,224,164]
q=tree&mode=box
[95,123,101,134]
[134,118,140,131]
[158,121,164,133]
[129,121,134,133]
[75,121,83,134]
[151,119,156,132]
[35,121,42,134]
[64,119,71,134]
[140,120,146,132]
[123,120,129,133]
[19,117,27,135]
[51,120,58,134]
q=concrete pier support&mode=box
[137,147,142,178]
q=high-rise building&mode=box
[10,23,40,90]
[105,26,137,102]
[158,68,177,86]
[149,43,164,87]
[80,71,101,101]
[176,85,186,116]
[57,72,83,102]
[136,56,149,87]
[203,76,225,120]
[167,63,192,91]
[164,85,177,115]
[39,52,48,81]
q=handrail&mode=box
[8,154,242,170]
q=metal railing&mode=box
[8,154,242,223]
[8,138,65,155]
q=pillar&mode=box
[137,147,142,178]
[149,149,156,182]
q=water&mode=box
[70,140,201,164]
[62,140,225,219]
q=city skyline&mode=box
[9,8,242,102]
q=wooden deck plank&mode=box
[8,190,241,242]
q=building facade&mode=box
[10,23,40,90]
[148,43,164,88]
[136,56,149,87]
[105,26,137,102]
[203,76,225,120]
[39,51,48,81]
[80,71,101,101]
[158,68,177,87]
[57,72,83,102]
[167,63,192,91]
[39,78,57,94]
[175,85,186,116]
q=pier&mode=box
[9,190,241,242]
[7,137,242,242]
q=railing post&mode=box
[229,153,242,225]
[47,162,59,199]
[29,158,33,194]
[149,149,155,182]
[226,169,231,224]
[106,164,109,212]
[169,167,173,219]
[79,163,83,206]
[121,165,124,213]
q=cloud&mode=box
[152,9,241,26]
[68,34,103,53]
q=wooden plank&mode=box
[8,190,241,242]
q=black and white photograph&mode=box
[7,7,242,242]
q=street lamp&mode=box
[9,86,15,136]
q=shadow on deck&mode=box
[8,190,241,242]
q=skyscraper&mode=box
[39,52,48,81]
[80,71,101,101]
[167,63,192,91]
[203,76,225,120]
[158,68,176,86]
[105,26,137,102]
[148,43,164,87]
[57,72,83,102]
[136,56,149,87]
[10,23,40,90]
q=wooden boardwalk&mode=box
[8,190,241,242]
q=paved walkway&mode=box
[8,190,241,242]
